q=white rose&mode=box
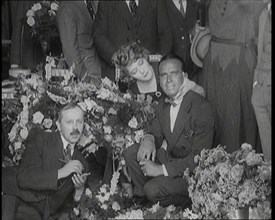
[73,207,80,216]
[85,188,93,197]
[108,107,117,115]
[43,118,53,129]
[84,98,97,111]
[123,93,132,100]
[50,2,59,11]
[20,95,30,105]
[103,125,112,134]
[48,10,56,17]
[128,116,138,129]
[104,134,113,142]
[112,201,121,211]
[134,130,144,143]
[102,116,108,124]
[33,111,44,124]
[31,3,42,11]
[101,204,108,210]
[27,16,35,26]
[26,9,35,17]
[20,126,29,140]
[14,142,22,151]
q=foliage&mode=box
[184,144,272,219]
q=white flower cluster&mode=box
[26,1,59,27]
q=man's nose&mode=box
[166,73,173,82]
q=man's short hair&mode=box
[158,54,186,72]
[58,102,83,122]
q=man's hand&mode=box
[137,136,156,162]
[139,160,163,177]
[57,160,84,180]
[72,173,88,201]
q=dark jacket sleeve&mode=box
[56,5,80,67]
[17,131,58,191]
[156,0,173,55]
[165,99,214,177]
[93,1,117,66]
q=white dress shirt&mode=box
[60,134,75,157]
[126,0,139,11]
[172,0,187,14]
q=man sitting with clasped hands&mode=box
[124,54,214,207]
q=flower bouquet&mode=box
[26,1,59,42]
[184,144,272,219]
[3,57,158,171]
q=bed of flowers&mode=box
[184,144,272,219]
[1,56,271,219]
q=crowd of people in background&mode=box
[1,0,271,219]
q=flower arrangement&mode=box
[71,169,198,220]
[26,1,59,41]
[2,56,158,172]
[184,144,272,219]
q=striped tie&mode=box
[179,0,185,18]
[64,144,72,161]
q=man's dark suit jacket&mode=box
[93,0,173,80]
[151,90,214,177]
[10,1,43,70]
[2,129,89,217]
[165,0,200,79]
[57,1,101,81]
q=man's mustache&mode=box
[71,130,80,135]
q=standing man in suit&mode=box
[93,0,173,81]
[165,0,201,84]
[2,102,89,219]
[123,54,214,206]
[57,1,102,87]
[10,1,44,71]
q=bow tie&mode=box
[164,98,177,106]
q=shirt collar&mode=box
[126,0,139,6]
[60,133,75,150]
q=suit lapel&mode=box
[160,101,172,139]
[186,0,198,29]
[113,1,134,26]
[167,0,186,25]
[51,132,65,169]
[135,0,147,26]
[169,92,192,148]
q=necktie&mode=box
[179,0,185,18]
[86,0,95,20]
[164,98,177,106]
[64,144,72,161]
[129,0,138,17]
